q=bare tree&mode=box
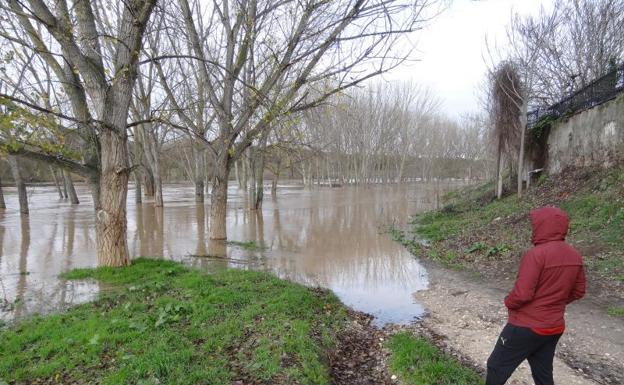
[292,81,487,185]
[131,61,169,207]
[488,61,524,199]
[0,0,158,266]
[148,0,438,240]
[505,0,624,105]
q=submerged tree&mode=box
[0,0,158,266]
[7,154,28,214]
[150,0,440,240]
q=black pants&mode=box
[486,323,562,385]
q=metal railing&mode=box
[527,63,624,127]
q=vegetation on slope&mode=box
[393,164,624,304]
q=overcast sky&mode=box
[383,0,554,119]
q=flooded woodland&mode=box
[0,182,457,324]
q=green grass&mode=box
[607,307,624,317]
[0,259,347,385]
[561,195,624,246]
[413,193,530,243]
[387,332,483,385]
[402,167,624,282]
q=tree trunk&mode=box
[195,203,207,255]
[247,148,257,207]
[209,163,230,240]
[134,168,143,204]
[143,167,156,197]
[63,170,80,205]
[271,171,279,196]
[235,160,243,189]
[254,161,264,210]
[397,153,408,183]
[62,172,69,198]
[496,152,504,199]
[50,167,64,199]
[154,162,164,207]
[194,145,206,203]
[517,101,528,198]
[95,131,130,267]
[137,123,164,207]
[8,155,29,215]
[252,132,269,210]
[0,174,5,210]
[242,158,248,191]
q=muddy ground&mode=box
[409,261,624,385]
[333,258,623,385]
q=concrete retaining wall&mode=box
[546,95,624,173]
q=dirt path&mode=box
[412,261,624,385]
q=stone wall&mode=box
[546,95,624,173]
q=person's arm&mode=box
[504,251,542,310]
[566,265,586,304]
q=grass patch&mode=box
[561,195,624,246]
[400,165,624,284]
[227,240,268,251]
[387,332,483,385]
[413,193,530,243]
[1,258,347,385]
[607,307,624,317]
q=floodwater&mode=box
[0,182,457,325]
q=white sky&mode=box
[383,0,553,119]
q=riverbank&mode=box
[0,258,481,385]
[392,164,624,384]
[394,164,624,310]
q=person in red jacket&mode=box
[486,206,585,385]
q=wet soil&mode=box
[436,165,624,307]
[412,261,624,385]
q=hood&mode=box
[530,206,569,245]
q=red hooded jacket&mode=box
[505,207,585,330]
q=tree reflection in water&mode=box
[0,181,463,324]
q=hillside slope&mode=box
[395,163,624,310]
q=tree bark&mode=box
[134,168,143,204]
[95,130,131,267]
[496,152,504,199]
[8,155,28,214]
[252,132,269,210]
[271,170,280,196]
[63,170,80,205]
[194,145,206,203]
[517,100,528,198]
[235,160,243,189]
[195,203,207,255]
[143,168,156,197]
[247,149,257,205]
[0,173,5,209]
[209,158,230,240]
[153,161,164,207]
[50,166,64,199]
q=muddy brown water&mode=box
[0,182,459,325]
